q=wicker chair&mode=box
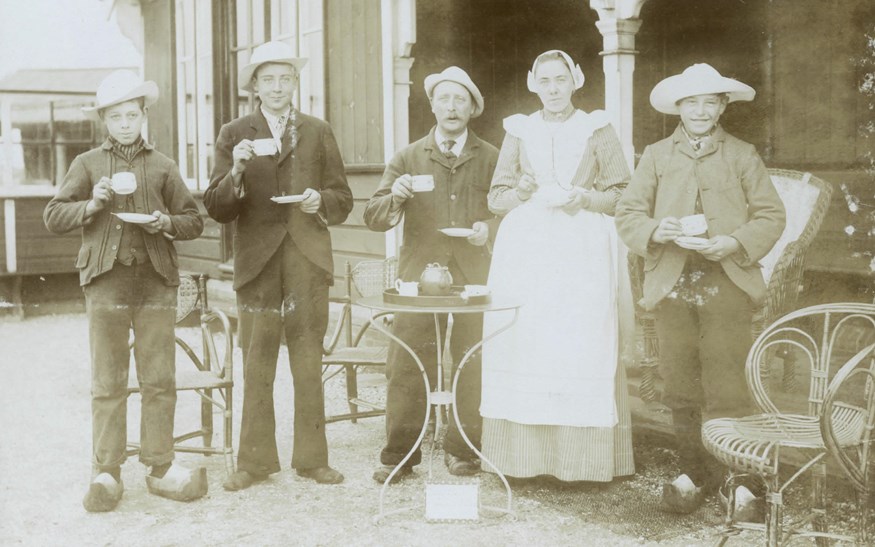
[633,169,834,402]
[127,274,236,477]
[322,258,397,423]
[702,303,875,546]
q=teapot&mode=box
[419,263,453,296]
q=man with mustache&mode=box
[364,66,499,483]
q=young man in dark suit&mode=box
[205,41,353,491]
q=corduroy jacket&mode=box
[44,140,203,286]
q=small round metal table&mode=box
[358,294,520,523]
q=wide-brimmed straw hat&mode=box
[238,41,308,92]
[650,63,755,115]
[526,49,585,93]
[424,66,484,118]
[81,70,159,121]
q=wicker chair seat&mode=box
[703,408,867,476]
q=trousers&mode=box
[84,261,177,473]
[235,236,330,475]
[655,255,755,486]
[380,311,483,467]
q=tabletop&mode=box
[357,294,520,314]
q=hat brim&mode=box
[239,58,308,92]
[82,81,159,121]
[424,74,485,118]
[650,74,755,115]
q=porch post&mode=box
[382,0,416,257]
[590,0,648,170]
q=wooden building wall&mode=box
[0,195,78,276]
[326,0,384,165]
[325,0,388,286]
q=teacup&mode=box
[411,174,435,192]
[111,172,137,195]
[252,138,279,156]
[680,214,708,236]
[394,279,419,297]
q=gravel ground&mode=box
[0,313,869,546]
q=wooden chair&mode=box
[127,274,235,477]
[702,303,875,545]
[633,169,834,402]
[323,258,397,423]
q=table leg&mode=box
[368,312,436,523]
[451,308,520,517]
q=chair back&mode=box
[176,275,201,323]
[350,257,398,298]
[760,169,832,286]
[746,303,875,417]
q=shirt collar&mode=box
[101,136,152,151]
[434,127,468,156]
[261,106,292,127]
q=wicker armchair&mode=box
[702,303,875,545]
[633,169,834,402]
[322,258,397,423]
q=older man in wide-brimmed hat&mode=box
[204,41,353,491]
[616,63,785,514]
[45,69,205,512]
[364,66,499,483]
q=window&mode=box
[228,0,324,118]
[0,97,104,186]
[175,0,214,190]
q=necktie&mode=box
[443,140,457,163]
[276,115,287,135]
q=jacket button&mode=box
[111,245,117,250]
[450,194,457,200]
[450,221,456,226]
[450,169,456,175]
[116,224,121,230]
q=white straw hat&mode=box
[424,66,485,118]
[527,49,585,93]
[81,70,158,121]
[238,41,308,92]
[650,63,755,115]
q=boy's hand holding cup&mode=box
[86,177,114,217]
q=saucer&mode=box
[113,212,157,224]
[439,227,476,238]
[270,194,307,204]
[675,236,710,250]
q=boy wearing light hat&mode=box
[44,70,206,512]
[364,66,499,483]
[205,41,352,491]
[615,63,785,514]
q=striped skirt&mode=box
[480,363,635,482]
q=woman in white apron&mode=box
[481,50,635,482]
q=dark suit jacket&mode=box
[204,110,353,289]
[363,127,499,284]
[615,125,786,310]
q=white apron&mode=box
[481,110,624,428]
